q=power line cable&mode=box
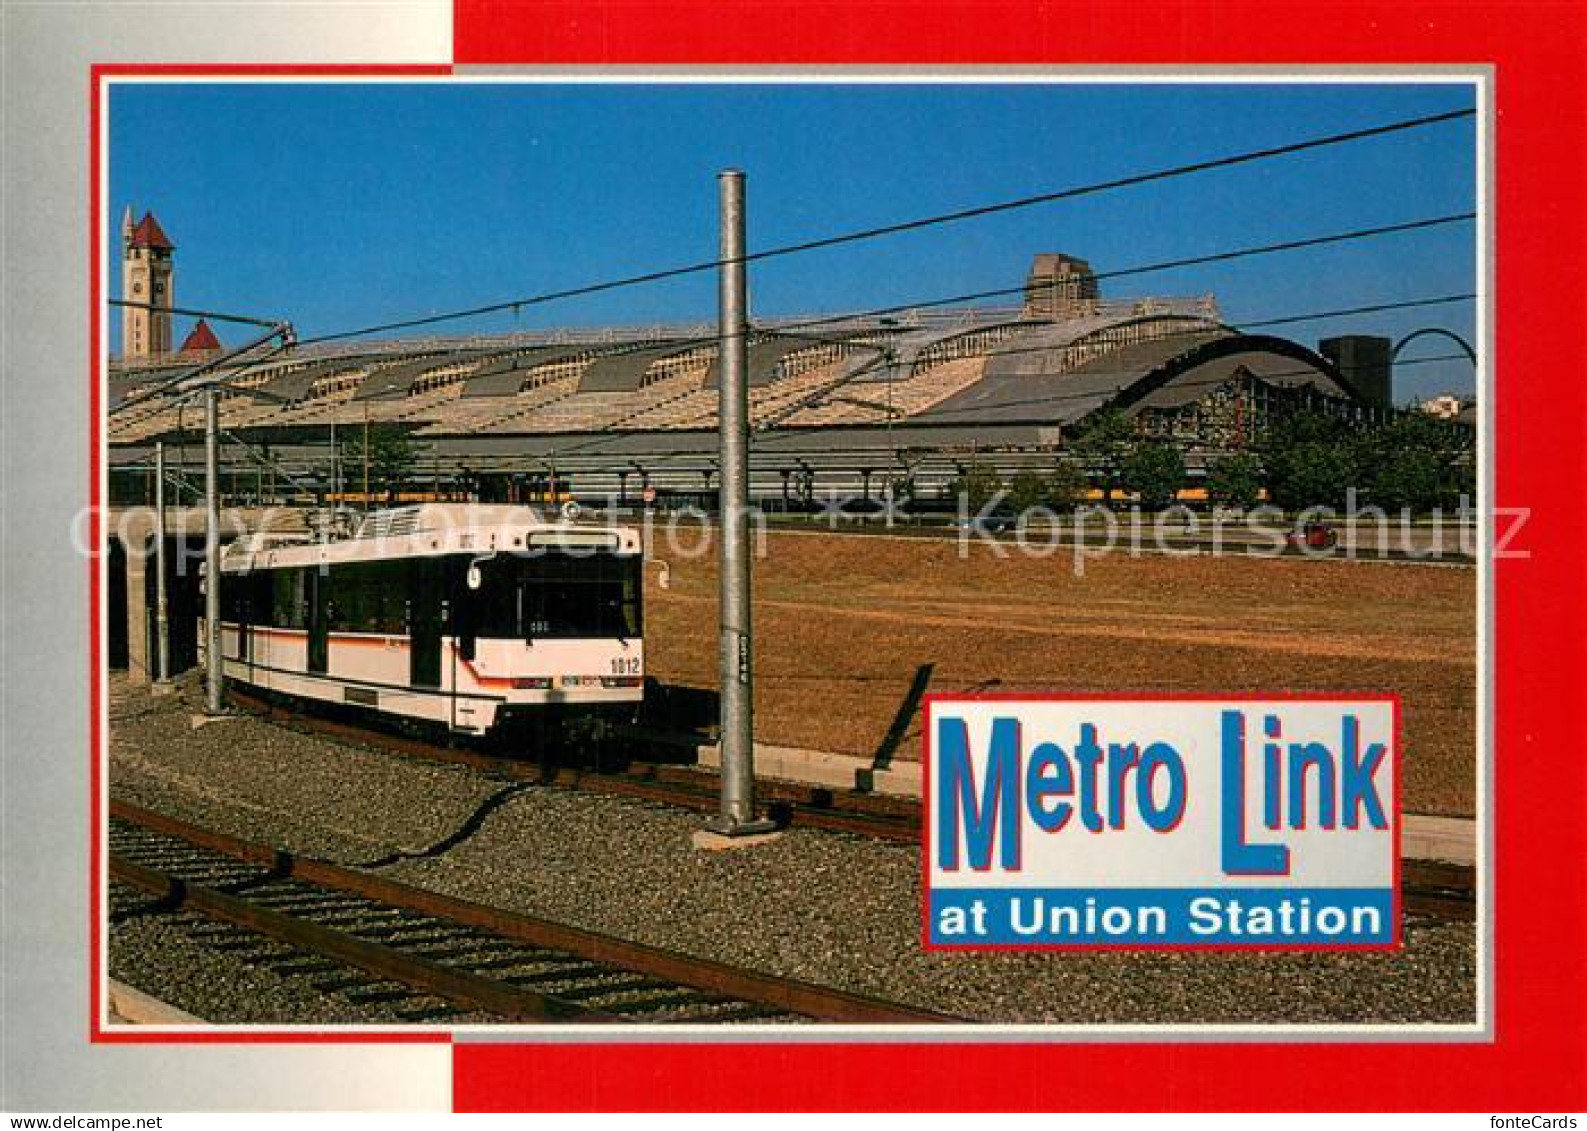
[121,349,1472,477]
[827,291,1481,376]
[764,213,1475,336]
[112,328,294,416]
[280,106,1474,348]
[109,280,1476,448]
[110,208,1475,430]
[1241,294,1476,330]
[109,299,284,328]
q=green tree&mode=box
[1266,441,1357,511]
[1264,406,1353,448]
[1120,442,1186,511]
[340,424,418,503]
[1068,409,1135,504]
[951,461,1005,513]
[1205,452,1263,510]
[1046,461,1091,509]
[1260,408,1358,512]
[1006,470,1050,515]
[1449,454,1476,510]
[1356,409,1474,512]
[1370,447,1445,512]
[1004,464,1090,516]
[882,473,916,509]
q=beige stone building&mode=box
[120,207,175,359]
[1022,252,1100,318]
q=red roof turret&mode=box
[178,319,222,355]
[128,211,174,251]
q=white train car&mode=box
[214,504,644,737]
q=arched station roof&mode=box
[918,328,1350,427]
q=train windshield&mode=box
[472,551,641,641]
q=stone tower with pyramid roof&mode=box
[121,206,176,359]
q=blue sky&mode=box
[110,80,1478,398]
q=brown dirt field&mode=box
[643,530,1477,817]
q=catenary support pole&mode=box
[709,169,775,837]
[153,441,170,684]
[203,385,223,714]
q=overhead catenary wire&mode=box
[110,208,1476,431]
[123,349,1473,484]
[814,291,1481,377]
[103,105,1479,466]
[135,350,1470,473]
[416,285,1483,463]
[1241,294,1477,330]
[762,213,1476,337]
[111,281,1477,454]
[120,336,1478,489]
[272,106,1474,350]
[108,339,299,436]
[112,328,295,417]
[109,298,286,329]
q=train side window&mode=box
[438,557,477,660]
[219,572,248,623]
[620,556,642,638]
[250,571,273,625]
[273,568,307,630]
[327,563,364,632]
[371,559,407,634]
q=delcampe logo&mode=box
[923,695,1400,950]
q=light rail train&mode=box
[212,505,644,737]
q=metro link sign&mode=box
[923,695,1399,950]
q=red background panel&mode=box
[451,0,1587,1112]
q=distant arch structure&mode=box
[1392,328,1477,368]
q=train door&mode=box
[242,571,272,676]
[228,571,250,664]
[408,558,443,689]
[307,568,328,675]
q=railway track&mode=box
[1400,859,1479,922]
[109,799,962,1025]
[224,688,1477,923]
[227,686,921,840]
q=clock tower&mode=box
[121,206,175,359]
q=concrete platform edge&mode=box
[107,979,205,1025]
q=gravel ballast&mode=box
[109,674,1477,1026]
[108,883,478,1025]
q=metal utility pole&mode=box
[203,385,223,714]
[109,303,292,710]
[153,441,171,684]
[708,169,774,837]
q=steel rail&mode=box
[1401,860,1478,921]
[110,799,961,1024]
[109,853,616,1023]
[226,686,923,841]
